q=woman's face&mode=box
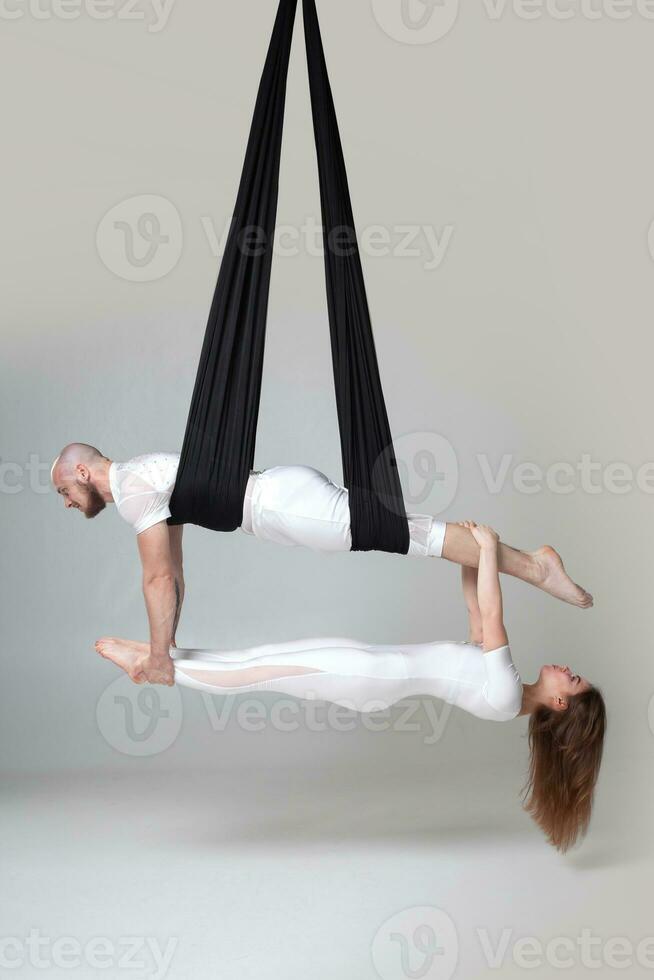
[539,664,592,707]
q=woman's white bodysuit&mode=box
[172,638,523,722]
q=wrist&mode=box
[148,650,172,663]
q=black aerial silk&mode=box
[168,0,410,554]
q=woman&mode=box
[96,523,606,851]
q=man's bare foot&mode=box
[95,637,149,679]
[530,547,594,608]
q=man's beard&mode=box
[78,481,107,519]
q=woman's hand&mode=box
[461,521,500,551]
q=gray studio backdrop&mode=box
[1,0,652,806]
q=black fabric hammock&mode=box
[168,0,410,554]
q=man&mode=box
[51,443,593,686]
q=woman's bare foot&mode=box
[95,637,149,679]
[530,547,594,608]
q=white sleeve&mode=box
[129,493,172,535]
[481,645,523,719]
[115,472,172,535]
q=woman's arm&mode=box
[461,563,483,645]
[463,522,509,653]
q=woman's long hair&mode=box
[523,687,606,851]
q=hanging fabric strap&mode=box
[169,0,410,554]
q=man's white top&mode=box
[172,638,524,722]
[109,452,180,535]
[109,454,447,558]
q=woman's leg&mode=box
[96,637,326,687]
[176,662,322,689]
[96,637,407,711]
[441,523,593,608]
[191,636,362,663]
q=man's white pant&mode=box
[241,465,447,557]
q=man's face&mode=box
[55,471,106,519]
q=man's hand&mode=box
[131,652,175,686]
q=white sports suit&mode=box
[172,638,523,722]
[109,453,447,558]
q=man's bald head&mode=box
[51,444,111,519]
[51,443,106,484]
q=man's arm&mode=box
[133,522,182,685]
[168,524,185,647]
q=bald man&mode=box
[51,444,593,686]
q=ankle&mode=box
[524,553,544,586]
[502,548,541,586]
